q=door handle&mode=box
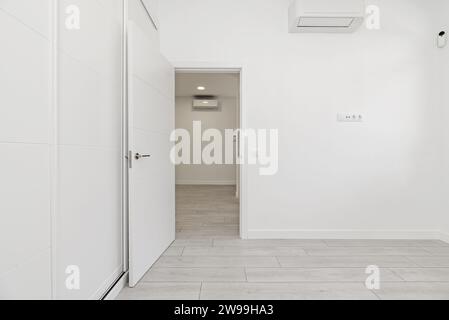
[135,153,151,160]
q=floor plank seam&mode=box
[275,257,282,268]
[387,268,406,282]
[199,282,203,300]
[371,290,382,300]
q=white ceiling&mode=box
[175,73,240,98]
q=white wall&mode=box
[437,1,449,242]
[159,0,447,239]
[0,0,53,299]
[176,96,238,185]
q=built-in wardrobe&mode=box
[0,0,166,299]
[0,0,126,299]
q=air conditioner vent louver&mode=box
[298,17,355,28]
[194,95,216,100]
[193,97,219,110]
[289,0,364,33]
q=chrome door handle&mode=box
[135,153,151,160]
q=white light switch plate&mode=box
[337,113,364,122]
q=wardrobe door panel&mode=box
[55,0,124,299]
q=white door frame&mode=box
[121,0,130,274]
[175,64,248,239]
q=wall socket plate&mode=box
[337,113,364,122]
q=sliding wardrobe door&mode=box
[0,0,53,300]
[55,0,124,299]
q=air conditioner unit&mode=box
[192,99,219,110]
[289,0,365,33]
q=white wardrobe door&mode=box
[0,0,52,300]
[54,0,124,299]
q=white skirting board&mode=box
[176,180,236,186]
[247,229,445,241]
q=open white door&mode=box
[127,21,175,287]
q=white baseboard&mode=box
[176,180,236,186]
[103,272,128,300]
[247,229,442,240]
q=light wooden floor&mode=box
[118,186,449,300]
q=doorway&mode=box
[174,71,242,240]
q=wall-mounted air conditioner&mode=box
[193,98,219,110]
[289,0,365,33]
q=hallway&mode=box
[118,186,449,300]
[175,185,240,240]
